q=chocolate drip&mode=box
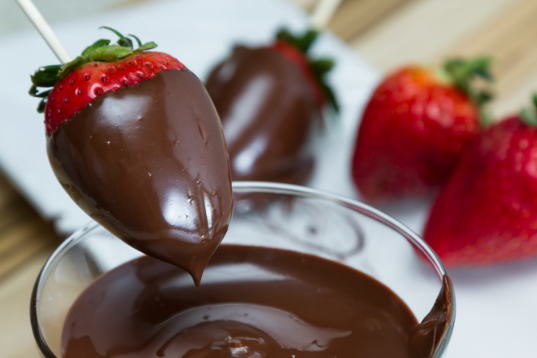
[47,69,233,285]
[205,46,320,185]
[411,276,453,358]
[61,245,451,358]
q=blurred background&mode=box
[1,0,537,357]
[3,0,536,116]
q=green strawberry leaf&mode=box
[276,28,320,53]
[58,56,86,78]
[81,39,111,60]
[276,29,296,48]
[444,57,494,126]
[37,98,47,113]
[310,58,335,76]
[100,26,133,49]
[297,29,319,53]
[29,26,159,114]
[521,94,537,128]
[134,41,158,53]
[128,34,143,48]
[310,58,338,113]
[521,108,537,127]
[90,45,133,62]
[28,85,52,98]
[321,83,339,114]
[30,65,61,87]
[118,37,133,49]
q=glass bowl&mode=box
[30,182,455,357]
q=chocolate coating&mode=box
[205,46,320,185]
[61,245,451,358]
[47,69,233,285]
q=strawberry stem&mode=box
[443,57,494,126]
[29,27,158,113]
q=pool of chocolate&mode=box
[61,244,450,358]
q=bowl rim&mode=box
[30,181,456,357]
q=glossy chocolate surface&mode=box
[62,245,451,358]
[47,69,233,285]
[205,46,321,185]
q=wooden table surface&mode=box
[1,0,536,356]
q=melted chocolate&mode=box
[47,69,233,285]
[61,245,451,358]
[411,276,453,358]
[205,46,320,185]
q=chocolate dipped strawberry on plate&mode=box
[30,28,232,284]
[205,29,338,185]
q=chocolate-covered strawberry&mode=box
[205,29,337,185]
[30,28,232,284]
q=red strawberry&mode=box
[30,28,232,283]
[351,58,493,201]
[30,27,185,135]
[424,95,537,266]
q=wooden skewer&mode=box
[310,0,344,30]
[14,0,71,63]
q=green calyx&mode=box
[276,28,339,114]
[442,57,494,126]
[520,94,537,128]
[29,27,158,113]
[277,28,319,53]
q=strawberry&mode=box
[30,28,232,283]
[205,29,337,185]
[30,27,185,135]
[351,58,493,201]
[424,95,537,266]
[270,29,337,111]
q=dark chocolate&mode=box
[47,69,233,285]
[61,245,451,358]
[410,276,453,358]
[205,46,321,185]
